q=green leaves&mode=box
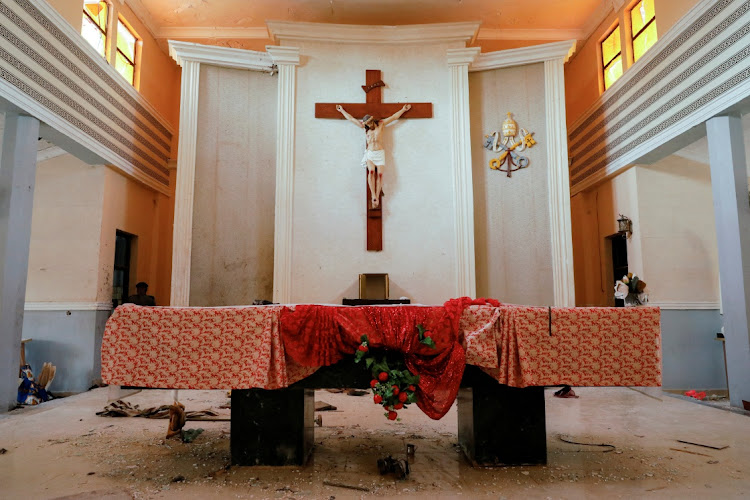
[352,327,434,420]
[417,323,437,349]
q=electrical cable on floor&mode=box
[558,434,616,452]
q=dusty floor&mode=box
[1,386,749,499]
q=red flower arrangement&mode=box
[354,324,436,420]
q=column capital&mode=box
[446,47,481,66]
[266,46,301,66]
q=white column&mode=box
[544,58,575,307]
[0,113,40,411]
[447,47,480,299]
[706,114,750,408]
[169,60,201,306]
[267,46,300,304]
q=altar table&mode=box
[101,302,661,466]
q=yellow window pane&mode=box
[604,56,623,90]
[633,22,658,61]
[115,52,135,85]
[631,0,656,36]
[84,2,108,31]
[117,21,136,61]
[81,14,106,57]
[601,26,621,66]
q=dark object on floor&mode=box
[743,400,750,411]
[554,385,579,398]
[676,439,729,450]
[558,434,615,452]
[97,400,219,419]
[346,389,368,396]
[315,401,337,411]
[182,428,204,443]
[0,448,7,454]
[322,480,369,492]
[377,455,410,479]
[253,300,276,305]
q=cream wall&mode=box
[469,63,553,306]
[637,157,719,306]
[25,155,106,302]
[97,167,173,305]
[189,65,277,306]
[571,157,720,307]
[288,40,459,304]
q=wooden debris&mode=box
[676,439,728,450]
[669,447,712,457]
[323,480,370,492]
[315,401,337,411]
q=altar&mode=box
[101,300,661,466]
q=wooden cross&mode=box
[315,70,433,251]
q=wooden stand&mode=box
[230,363,547,467]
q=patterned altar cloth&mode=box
[101,303,661,390]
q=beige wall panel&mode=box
[289,40,458,304]
[25,155,106,302]
[637,157,719,305]
[190,65,277,306]
[469,63,553,306]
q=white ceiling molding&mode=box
[122,0,160,40]
[266,21,481,45]
[168,40,274,72]
[579,0,617,45]
[477,28,584,41]
[157,25,581,43]
[156,26,271,40]
[470,40,577,72]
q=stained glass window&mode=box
[115,18,138,86]
[631,0,657,62]
[601,26,623,90]
[82,1,108,58]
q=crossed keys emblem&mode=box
[483,112,537,177]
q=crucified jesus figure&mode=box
[336,103,411,208]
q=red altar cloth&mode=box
[101,303,661,415]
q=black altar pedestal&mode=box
[458,366,546,466]
[230,362,547,467]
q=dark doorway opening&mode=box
[609,234,628,307]
[112,230,133,308]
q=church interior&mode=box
[1,0,750,497]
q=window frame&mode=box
[81,1,112,61]
[115,15,142,89]
[628,0,657,63]
[598,23,623,93]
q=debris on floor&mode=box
[684,390,707,400]
[315,401,337,411]
[376,455,410,479]
[553,386,579,398]
[181,428,204,443]
[96,400,221,420]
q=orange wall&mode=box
[46,0,180,130]
[564,0,702,127]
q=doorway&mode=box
[609,234,628,307]
[112,230,134,308]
